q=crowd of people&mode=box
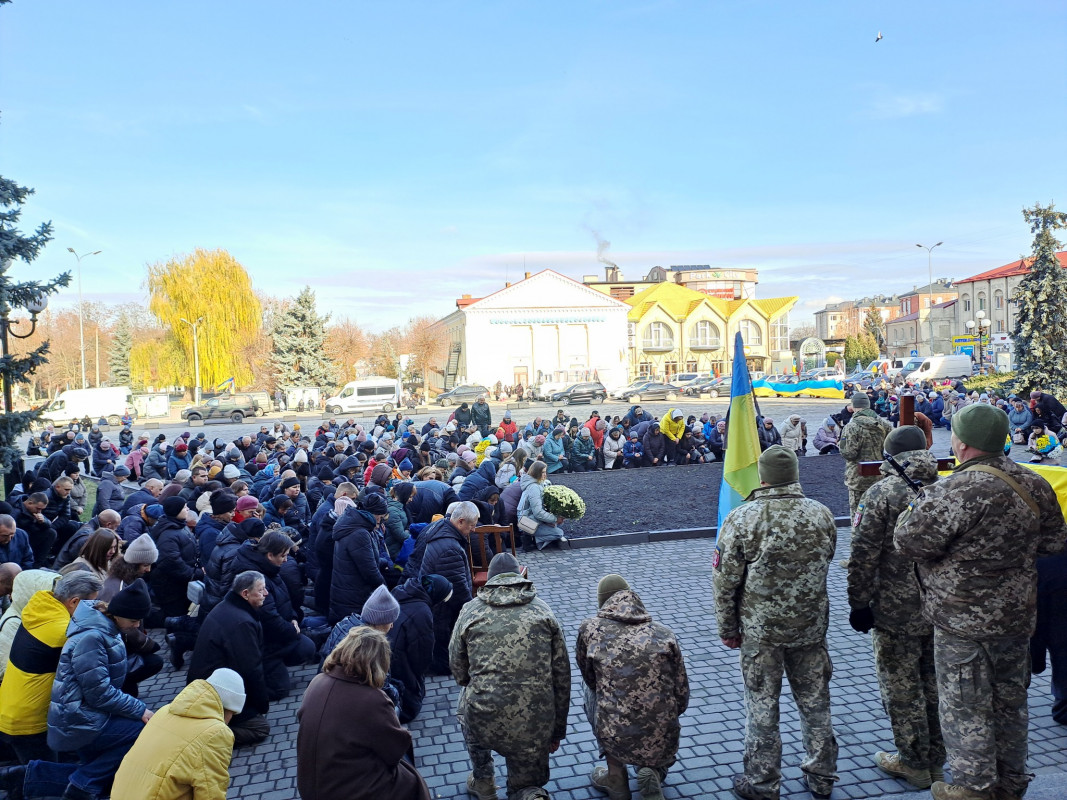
[0,385,1064,799]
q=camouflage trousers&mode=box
[847,477,878,521]
[458,709,551,800]
[740,639,839,797]
[583,683,674,775]
[871,629,945,770]
[934,628,1031,795]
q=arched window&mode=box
[643,322,674,350]
[962,293,971,312]
[738,319,762,346]
[977,292,986,311]
[994,291,1004,310]
[688,320,721,349]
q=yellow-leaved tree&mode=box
[146,248,262,391]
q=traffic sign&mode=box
[910,350,918,357]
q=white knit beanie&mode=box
[205,668,246,713]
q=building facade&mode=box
[625,282,796,379]
[814,295,900,344]
[583,264,759,302]
[885,300,957,359]
[427,270,630,393]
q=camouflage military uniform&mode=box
[713,482,839,798]
[575,588,690,770]
[838,410,893,518]
[894,453,1067,796]
[449,572,571,800]
[848,449,944,773]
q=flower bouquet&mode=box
[542,484,586,520]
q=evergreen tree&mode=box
[269,286,338,387]
[864,304,884,349]
[108,316,132,386]
[1012,202,1067,395]
[0,174,71,481]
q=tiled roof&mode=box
[625,282,797,323]
[957,252,1067,283]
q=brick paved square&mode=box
[136,529,1065,798]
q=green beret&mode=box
[850,392,870,410]
[758,445,799,487]
[952,403,1010,453]
[884,425,927,456]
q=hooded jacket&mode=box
[576,589,689,768]
[111,679,234,800]
[93,473,129,516]
[0,569,60,680]
[0,586,71,737]
[406,480,459,525]
[642,425,666,461]
[780,417,806,452]
[660,410,685,443]
[329,507,385,623]
[231,543,300,652]
[839,410,893,490]
[542,435,567,473]
[149,516,200,613]
[48,600,146,752]
[143,446,169,482]
[449,573,570,752]
[457,460,497,502]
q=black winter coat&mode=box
[388,578,435,722]
[116,506,151,544]
[231,544,300,653]
[406,480,459,525]
[121,489,156,516]
[148,517,201,613]
[187,591,269,719]
[457,461,496,502]
[313,508,339,617]
[202,522,251,612]
[329,508,385,624]
[93,476,127,516]
[642,429,666,461]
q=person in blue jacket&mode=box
[622,432,644,468]
[14,580,152,800]
[165,442,191,479]
[389,574,453,723]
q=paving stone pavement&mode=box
[135,530,1067,800]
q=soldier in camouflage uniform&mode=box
[838,392,892,520]
[575,574,690,800]
[847,425,945,789]
[894,403,1067,800]
[449,553,571,800]
[713,445,839,800]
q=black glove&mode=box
[849,607,875,634]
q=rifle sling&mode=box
[966,464,1041,519]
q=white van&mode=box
[39,387,137,427]
[900,355,972,381]
[324,377,401,414]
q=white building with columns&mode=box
[428,270,630,393]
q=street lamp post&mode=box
[0,282,49,493]
[965,310,992,372]
[66,248,102,389]
[916,242,943,355]
[180,316,204,404]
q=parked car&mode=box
[550,381,607,406]
[669,372,703,388]
[618,382,678,402]
[684,376,729,398]
[436,384,490,406]
[181,393,260,423]
[611,379,651,400]
[534,381,570,401]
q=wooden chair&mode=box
[465,524,519,595]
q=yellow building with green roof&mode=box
[624,282,798,380]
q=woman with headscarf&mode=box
[812,417,840,455]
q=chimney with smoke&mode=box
[591,230,620,282]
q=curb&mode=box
[563,515,853,549]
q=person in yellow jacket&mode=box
[660,409,686,464]
[111,668,245,800]
[0,572,102,764]
[0,569,60,680]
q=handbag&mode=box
[517,516,539,535]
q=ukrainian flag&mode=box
[717,332,762,531]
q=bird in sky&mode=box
[875,31,883,42]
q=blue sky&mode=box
[4,1,1066,329]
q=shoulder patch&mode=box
[853,503,865,528]
[712,546,722,569]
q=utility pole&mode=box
[95,328,100,386]
[916,242,943,355]
[66,248,102,389]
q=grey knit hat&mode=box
[124,533,159,565]
[360,585,400,626]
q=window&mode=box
[688,320,721,349]
[962,294,971,312]
[771,314,789,351]
[206,398,218,407]
[739,319,762,346]
[978,292,986,311]
[643,321,674,349]
[638,362,652,378]
[994,291,1004,310]
[339,387,354,398]
[996,319,1005,333]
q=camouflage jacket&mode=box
[839,411,892,489]
[575,590,689,768]
[847,449,938,636]
[894,453,1067,640]
[449,573,570,749]
[713,482,837,646]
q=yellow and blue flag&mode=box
[717,332,762,531]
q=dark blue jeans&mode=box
[24,716,144,798]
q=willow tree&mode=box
[146,248,262,390]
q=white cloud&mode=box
[870,92,944,119]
